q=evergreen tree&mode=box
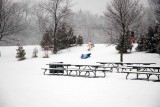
[76,35,83,45]
[157,42,160,55]
[40,30,53,50]
[40,23,77,53]
[136,36,145,51]
[67,28,77,46]
[56,23,77,51]
[136,25,160,53]
[144,27,157,53]
[116,30,132,53]
[16,45,26,61]
[156,25,160,54]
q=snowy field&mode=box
[0,44,160,107]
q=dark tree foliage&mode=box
[149,0,160,23]
[116,30,132,53]
[144,27,158,53]
[0,0,24,43]
[136,26,160,53]
[40,30,53,50]
[76,35,83,46]
[40,23,77,53]
[16,45,26,61]
[136,37,145,51]
[157,42,160,55]
[56,23,77,51]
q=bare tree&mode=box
[35,0,71,54]
[148,0,160,23]
[0,0,24,43]
[104,0,143,62]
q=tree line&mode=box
[0,0,160,60]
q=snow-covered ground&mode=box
[0,44,160,107]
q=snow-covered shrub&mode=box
[16,45,26,61]
[32,47,38,58]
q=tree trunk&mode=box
[120,34,124,62]
[53,22,58,54]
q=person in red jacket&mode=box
[130,36,136,43]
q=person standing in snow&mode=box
[87,41,93,51]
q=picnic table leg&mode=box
[79,70,82,76]
[117,64,119,73]
[94,69,96,77]
[85,71,90,77]
[126,73,129,79]
[103,71,106,77]
[147,74,150,81]
[44,69,47,75]
[93,71,96,77]
[69,70,72,76]
[66,70,69,75]
[156,75,160,80]
[76,70,78,76]
[137,74,140,79]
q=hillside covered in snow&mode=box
[0,44,160,107]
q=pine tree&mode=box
[67,28,77,46]
[136,37,145,51]
[157,42,160,55]
[16,45,26,61]
[56,23,68,50]
[40,23,77,54]
[144,27,157,53]
[56,23,77,50]
[116,30,132,53]
[40,30,53,50]
[76,35,83,46]
[156,25,160,54]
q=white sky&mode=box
[71,0,149,15]
[18,0,149,16]
[71,0,110,15]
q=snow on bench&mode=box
[42,67,65,75]
[122,71,160,81]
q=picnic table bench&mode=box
[42,67,65,75]
[97,62,156,72]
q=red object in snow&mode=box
[130,37,136,43]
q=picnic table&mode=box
[42,63,110,77]
[44,63,72,75]
[122,65,160,81]
[71,64,107,77]
[97,62,156,72]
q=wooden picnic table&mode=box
[70,64,104,77]
[46,63,72,75]
[122,65,160,81]
[97,62,156,72]
[127,65,160,72]
[44,63,108,77]
[97,62,156,66]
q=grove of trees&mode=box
[0,0,159,59]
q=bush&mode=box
[16,45,26,61]
[76,35,83,46]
